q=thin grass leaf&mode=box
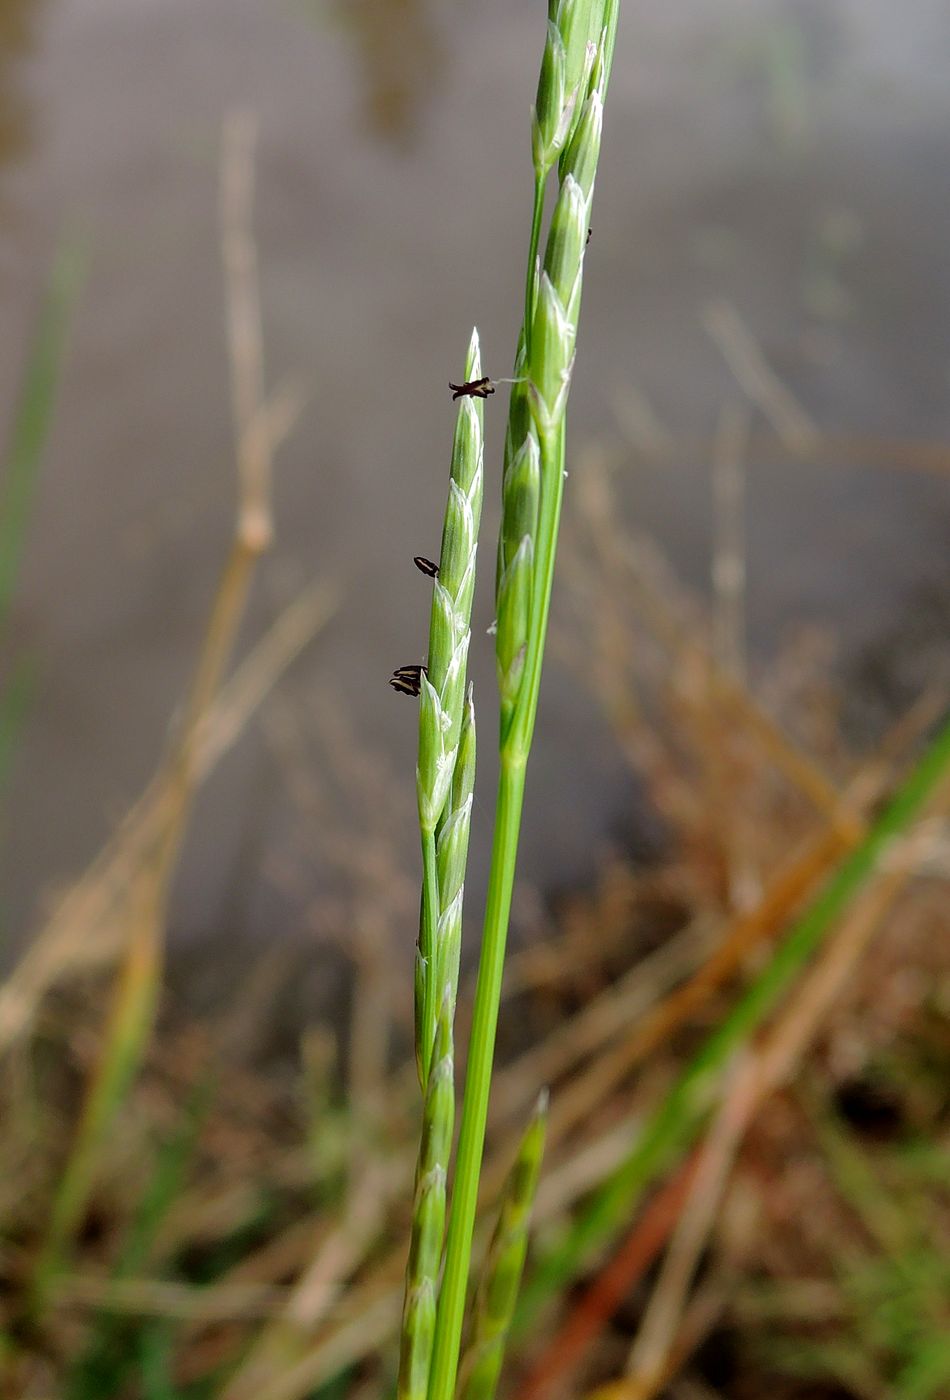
[0,230,86,646]
[32,909,163,1311]
[0,233,85,811]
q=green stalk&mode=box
[513,709,950,1326]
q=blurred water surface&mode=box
[1,0,949,961]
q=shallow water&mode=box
[1,0,949,957]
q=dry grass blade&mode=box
[219,1154,397,1399]
[619,1055,756,1398]
[702,297,819,454]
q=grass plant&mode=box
[430,6,620,1391]
[393,4,622,1396]
[0,232,85,802]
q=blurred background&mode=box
[1,1,948,1397]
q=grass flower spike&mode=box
[415,328,485,1084]
[399,332,483,1398]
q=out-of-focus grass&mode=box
[0,232,85,799]
[65,1075,212,1400]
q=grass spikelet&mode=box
[496,535,533,720]
[457,1092,549,1400]
[400,335,484,1392]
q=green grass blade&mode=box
[0,233,85,818]
[0,231,86,646]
